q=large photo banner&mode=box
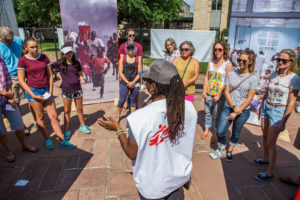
[151,29,216,62]
[59,0,118,104]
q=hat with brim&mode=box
[139,59,179,85]
[61,46,73,54]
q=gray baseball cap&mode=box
[139,59,179,84]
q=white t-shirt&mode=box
[127,99,197,199]
[267,72,300,105]
[87,38,104,56]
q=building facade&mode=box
[193,0,231,31]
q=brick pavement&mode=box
[0,76,299,200]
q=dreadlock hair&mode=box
[144,74,185,142]
[22,37,37,56]
[60,45,81,71]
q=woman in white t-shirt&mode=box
[98,59,197,199]
[253,49,300,181]
[202,41,233,142]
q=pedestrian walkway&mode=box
[0,76,299,200]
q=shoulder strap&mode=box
[181,57,192,79]
[230,74,254,93]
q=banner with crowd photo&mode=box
[59,0,118,104]
[151,29,216,62]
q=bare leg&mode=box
[62,98,72,131]
[261,118,270,161]
[130,107,136,113]
[0,135,14,161]
[266,125,280,176]
[15,129,37,151]
[29,101,50,140]
[44,99,64,141]
[74,97,85,126]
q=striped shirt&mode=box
[0,56,12,101]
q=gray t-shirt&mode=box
[225,70,258,109]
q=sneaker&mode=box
[59,140,76,149]
[63,130,71,140]
[251,158,269,166]
[255,172,273,181]
[24,127,30,136]
[45,139,54,150]
[79,125,91,134]
[209,148,225,160]
[226,151,233,162]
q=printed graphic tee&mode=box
[127,99,197,199]
[267,72,300,105]
[206,60,229,96]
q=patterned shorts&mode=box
[62,90,83,100]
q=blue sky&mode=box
[184,0,194,12]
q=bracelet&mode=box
[231,105,236,110]
[116,128,125,135]
[117,132,126,139]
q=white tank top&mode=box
[206,60,229,96]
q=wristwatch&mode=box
[231,105,236,110]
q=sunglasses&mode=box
[180,48,190,52]
[128,34,136,37]
[237,58,248,64]
[276,58,291,64]
[127,46,134,50]
[214,48,223,52]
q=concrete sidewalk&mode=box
[0,76,299,200]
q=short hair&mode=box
[126,28,135,35]
[179,41,195,56]
[165,38,177,51]
[0,27,14,41]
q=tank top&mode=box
[176,57,196,95]
[206,60,229,96]
[120,56,137,85]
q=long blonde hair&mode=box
[240,50,255,73]
[277,49,298,74]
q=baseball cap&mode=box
[61,46,73,54]
[139,59,179,85]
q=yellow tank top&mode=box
[176,57,196,95]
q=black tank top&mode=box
[121,59,136,85]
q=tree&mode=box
[118,0,183,27]
[13,0,60,28]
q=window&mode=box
[212,0,222,10]
[256,31,280,53]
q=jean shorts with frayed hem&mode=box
[260,100,286,127]
[26,86,53,102]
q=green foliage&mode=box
[13,0,60,27]
[118,0,183,27]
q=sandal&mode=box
[279,177,300,186]
[23,146,39,153]
[6,153,16,162]
[255,172,273,181]
[251,158,269,166]
[201,133,208,139]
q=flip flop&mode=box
[6,154,16,162]
[23,146,39,153]
[279,177,300,186]
[201,133,208,139]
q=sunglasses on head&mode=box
[276,58,291,64]
[180,48,190,52]
[214,48,223,52]
[237,58,248,64]
[128,34,136,37]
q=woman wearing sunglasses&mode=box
[209,50,258,161]
[202,42,233,142]
[117,44,141,121]
[253,49,300,181]
[172,41,199,102]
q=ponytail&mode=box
[144,74,185,142]
[241,50,255,73]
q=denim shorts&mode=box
[26,86,53,102]
[0,100,23,135]
[62,90,83,100]
[261,100,286,127]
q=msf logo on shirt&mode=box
[149,124,169,146]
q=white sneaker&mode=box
[209,148,225,160]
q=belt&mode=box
[267,101,287,108]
